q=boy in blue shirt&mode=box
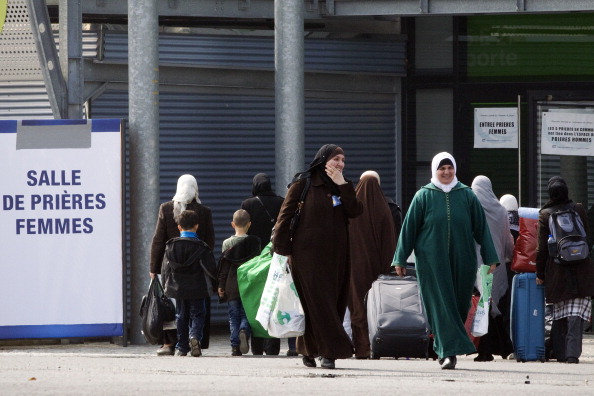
[162,210,216,357]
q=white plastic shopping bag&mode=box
[267,265,305,338]
[472,265,493,337]
[256,253,305,338]
[256,252,286,329]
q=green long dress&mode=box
[392,182,499,358]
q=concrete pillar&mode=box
[128,0,160,344]
[274,0,304,193]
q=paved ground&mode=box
[1,329,593,395]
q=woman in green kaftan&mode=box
[392,152,498,370]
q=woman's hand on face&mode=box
[325,163,346,185]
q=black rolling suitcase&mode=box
[366,273,430,359]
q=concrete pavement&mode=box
[1,329,593,395]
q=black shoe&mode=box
[474,353,494,362]
[302,356,316,367]
[286,349,298,357]
[190,338,202,357]
[567,357,579,364]
[239,329,250,354]
[321,357,336,369]
[438,358,445,365]
[251,337,264,355]
[231,346,242,356]
[441,356,457,370]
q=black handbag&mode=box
[289,177,311,241]
[139,278,176,345]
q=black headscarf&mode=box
[543,176,571,209]
[289,144,344,195]
[251,173,273,196]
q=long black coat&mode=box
[536,201,594,303]
[273,172,363,359]
[150,200,215,274]
[242,192,284,246]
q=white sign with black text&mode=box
[541,111,594,156]
[0,119,123,339]
[474,108,519,149]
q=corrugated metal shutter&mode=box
[305,98,397,198]
[94,31,401,326]
[102,31,406,75]
[91,90,396,324]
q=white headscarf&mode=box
[499,194,518,211]
[172,174,200,217]
[430,152,459,193]
[471,175,515,317]
[360,170,381,184]
[500,194,519,232]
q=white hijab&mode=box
[430,152,459,193]
[360,170,381,184]
[500,194,520,232]
[172,174,200,217]
[471,175,515,316]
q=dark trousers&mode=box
[251,337,281,355]
[551,316,584,361]
[175,298,207,354]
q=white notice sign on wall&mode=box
[474,108,518,149]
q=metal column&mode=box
[26,0,67,119]
[274,0,305,193]
[128,0,160,344]
[58,0,83,119]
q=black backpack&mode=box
[548,206,590,264]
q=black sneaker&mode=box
[190,338,202,357]
[441,356,457,370]
[567,357,579,364]
[239,329,250,354]
[302,356,316,367]
[286,349,298,357]
[231,346,242,356]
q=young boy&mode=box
[218,209,261,356]
[162,210,217,357]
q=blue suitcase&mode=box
[510,273,546,362]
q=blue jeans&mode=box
[175,298,207,354]
[227,298,250,347]
[288,337,296,351]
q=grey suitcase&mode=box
[366,274,430,359]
